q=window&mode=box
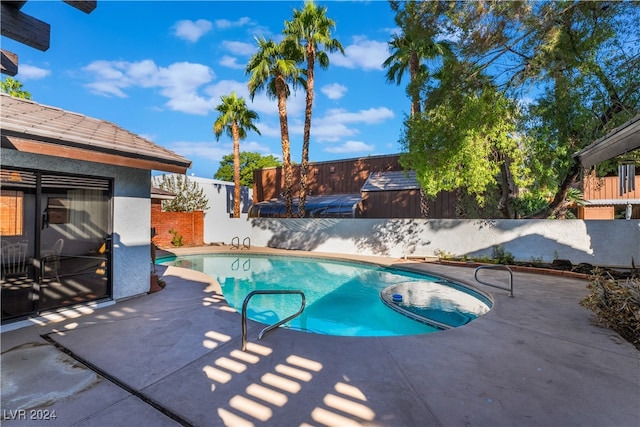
[0,190,24,236]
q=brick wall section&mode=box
[151,203,204,248]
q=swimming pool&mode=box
[158,254,492,337]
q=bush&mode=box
[154,174,209,212]
[580,273,640,350]
[169,228,183,247]
[492,245,515,265]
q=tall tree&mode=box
[246,37,303,218]
[213,92,261,218]
[383,0,451,118]
[400,57,528,214]
[1,77,31,99]
[384,1,452,218]
[214,151,281,187]
[284,0,344,217]
[393,0,639,218]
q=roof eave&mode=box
[574,114,640,168]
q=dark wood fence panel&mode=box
[254,155,403,202]
[253,154,458,218]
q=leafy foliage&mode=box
[154,174,209,213]
[168,228,184,247]
[390,0,640,218]
[1,77,31,99]
[213,92,260,143]
[401,77,528,206]
[214,151,281,186]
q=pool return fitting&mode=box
[474,265,514,297]
[241,290,306,351]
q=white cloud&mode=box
[168,141,234,162]
[215,17,252,30]
[318,107,394,125]
[219,55,245,70]
[173,19,213,43]
[167,139,274,163]
[221,40,256,56]
[82,56,307,118]
[82,59,215,114]
[329,37,388,71]
[310,107,394,142]
[321,83,347,100]
[310,122,358,142]
[255,122,282,138]
[325,140,375,154]
[204,79,250,101]
[16,64,50,80]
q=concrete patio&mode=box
[1,247,638,426]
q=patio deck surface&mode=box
[1,246,638,427]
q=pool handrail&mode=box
[230,236,251,250]
[241,289,306,351]
[474,264,514,297]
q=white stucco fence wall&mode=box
[235,218,640,268]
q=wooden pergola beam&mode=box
[1,49,18,76]
[62,1,97,14]
[1,2,50,51]
[3,1,28,10]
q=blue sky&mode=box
[4,1,410,178]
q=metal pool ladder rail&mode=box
[474,265,514,297]
[231,236,251,250]
[241,290,306,351]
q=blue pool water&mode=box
[158,254,491,337]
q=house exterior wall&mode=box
[2,148,152,300]
[236,218,640,269]
[583,174,639,200]
[580,174,640,219]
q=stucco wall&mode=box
[2,149,152,300]
[243,218,640,268]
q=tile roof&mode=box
[361,170,420,192]
[0,93,191,172]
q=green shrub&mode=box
[169,228,183,247]
[491,245,514,265]
[580,273,640,350]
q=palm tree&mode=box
[284,0,344,217]
[384,0,451,118]
[246,36,303,218]
[213,92,260,218]
[383,32,450,118]
[384,5,451,220]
